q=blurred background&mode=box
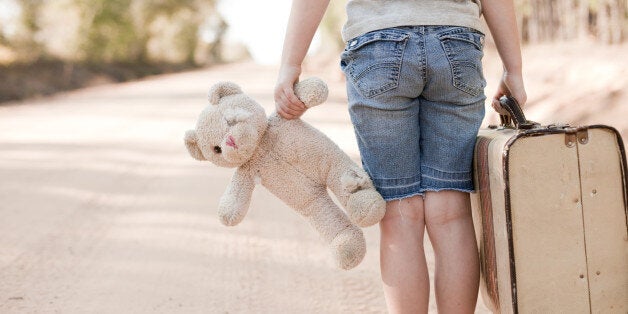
[1,0,627,135]
[0,1,624,84]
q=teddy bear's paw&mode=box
[346,189,386,228]
[294,77,328,108]
[330,226,366,270]
[218,210,244,226]
[217,199,246,226]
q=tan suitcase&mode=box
[470,97,628,313]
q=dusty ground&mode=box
[0,42,626,313]
[0,62,430,314]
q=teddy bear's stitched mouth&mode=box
[225,135,238,149]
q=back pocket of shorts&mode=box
[341,30,409,98]
[438,30,485,97]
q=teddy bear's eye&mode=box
[213,146,222,154]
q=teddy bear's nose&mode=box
[225,135,238,149]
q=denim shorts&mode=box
[340,26,486,201]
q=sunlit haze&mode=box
[218,0,292,65]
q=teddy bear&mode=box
[184,77,386,270]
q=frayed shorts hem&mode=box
[421,187,476,194]
[379,187,476,202]
[373,169,475,201]
[381,191,425,202]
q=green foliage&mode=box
[133,0,214,64]
[75,0,141,63]
[19,0,43,33]
[0,0,221,102]
[5,0,46,61]
[3,0,220,64]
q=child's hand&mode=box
[492,71,527,115]
[275,65,307,119]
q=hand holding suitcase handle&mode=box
[499,96,538,129]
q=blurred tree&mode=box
[8,0,45,61]
[516,0,626,44]
[73,0,219,64]
[19,0,42,35]
[75,0,141,63]
[0,0,226,102]
[0,0,224,65]
[134,0,217,65]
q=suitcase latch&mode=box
[577,129,589,145]
[565,133,577,147]
[565,129,589,147]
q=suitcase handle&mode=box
[499,96,537,129]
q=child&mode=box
[275,0,527,313]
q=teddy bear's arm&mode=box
[217,166,256,226]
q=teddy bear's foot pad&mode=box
[330,227,366,270]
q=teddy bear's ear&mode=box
[294,77,328,108]
[184,130,206,161]
[208,82,243,105]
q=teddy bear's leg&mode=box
[328,167,386,228]
[330,226,365,270]
[304,195,366,270]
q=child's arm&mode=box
[482,0,528,114]
[274,0,331,120]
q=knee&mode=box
[426,207,472,229]
[379,195,425,231]
[424,191,472,228]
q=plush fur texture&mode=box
[184,78,386,270]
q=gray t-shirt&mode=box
[342,0,483,42]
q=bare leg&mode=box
[379,195,429,314]
[424,190,479,314]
